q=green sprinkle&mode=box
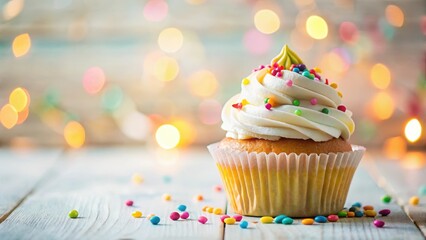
[381,195,392,203]
[294,109,302,116]
[337,211,347,218]
[321,108,329,114]
[264,98,270,104]
[68,209,79,219]
[292,99,300,106]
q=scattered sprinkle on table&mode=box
[373,219,385,228]
[379,209,391,216]
[363,205,374,211]
[150,216,160,225]
[337,211,348,218]
[260,216,274,224]
[327,215,339,222]
[180,212,190,219]
[198,216,208,224]
[365,210,377,217]
[302,218,314,225]
[194,194,204,201]
[240,220,249,229]
[352,202,362,208]
[381,195,392,203]
[162,193,172,201]
[409,196,420,205]
[220,215,230,223]
[132,173,143,184]
[68,209,78,219]
[355,211,364,217]
[282,217,293,225]
[206,207,214,213]
[224,217,236,225]
[125,200,133,206]
[177,204,187,212]
[214,185,223,192]
[213,208,223,215]
[170,212,180,221]
[132,210,142,218]
[233,215,242,222]
[314,216,327,223]
[274,215,287,224]
[347,211,355,218]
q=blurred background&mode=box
[0,0,425,156]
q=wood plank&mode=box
[364,152,426,236]
[0,147,227,240]
[223,162,424,240]
[0,148,60,222]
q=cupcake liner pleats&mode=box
[208,143,365,217]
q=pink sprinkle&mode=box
[220,215,230,223]
[180,212,190,219]
[233,215,243,222]
[125,200,133,206]
[286,80,293,87]
[198,216,208,224]
[170,212,180,221]
[277,72,283,77]
[214,185,222,192]
[265,103,272,110]
[259,65,265,69]
[337,105,347,112]
[310,98,318,105]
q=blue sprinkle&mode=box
[292,67,300,72]
[314,216,327,223]
[352,202,362,208]
[150,216,161,225]
[282,217,294,225]
[355,211,364,217]
[273,215,287,224]
[177,204,187,212]
[240,220,249,229]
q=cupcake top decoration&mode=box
[221,45,355,142]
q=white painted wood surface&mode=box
[0,147,425,239]
[0,148,60,222]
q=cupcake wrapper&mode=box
[208,143,365,217]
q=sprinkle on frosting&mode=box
[271,45,304,70]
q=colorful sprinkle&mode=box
[338,91,343,98]
[264,98,270,104]
[282,217,294,225]
[363,205,374,211]
[202,206,209,212]
[170,212,180,221]
[330,83,338,89]
[337,105,347,112]
[302,218,314,225]
[373,219,385,228]
[233,215,243,222]
[240,220,249,229]
[347,212,355,218]
[365,210,377,217]
[150,216,161,225]
[352,202,362,208]
[224,217,236,225]
[260,216,274,223]
[310,98,318,105]
[213,208,223,215]
[206,207,214,213]
[68,209,79,219]
[242,78,250,85]
[409,196,420,205]
[321,108,329,114]
[294,109,302,116]
[132,210,142,218]
[162,194,172,201]
[314,216,327,223]
[313,67,322,73]
[337,211,348,218]
[349,206,359,212]
[292,68,300,72]
[198,216,208,224]
[125,200,134,206]
[232,103,242,110]
[194,194,204,201]
[327,215,339,222]
[286,80,293,87]
[265,103,272,110]
[132,173,144,184]
[273,215,287,224]
[292,99,300,106]
[379,209,391,216]
[214,185,222,192]
[241,99,249,106]
[382,195,392,203]
[177,204,187,212]
[180,211,190,219]
[355,211,364,217]
[302,70,311,78]
[220,215,230,223]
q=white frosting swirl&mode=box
[221,69,355,142]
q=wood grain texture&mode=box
[0,148,60,222]
[0,147,226,240]
[223,162,425,240]
[364,153,426,237]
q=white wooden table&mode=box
[0,147,425,239]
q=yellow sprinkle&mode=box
[162,193,172,201]
[301,218,314,225]
[206,207,214,213]
[132,210,142,218]
[242,78,250,85]
[338,91,343,98]
[260,216,274,223]
[313,67,322,73]
[202,206,209,211]
[409,196,420,205]
[224,217,236,224]
[213,208,223,215]
[330,83,338,89]
[364,210,377,217]
[147,213,155,220]
[241,99,249,106]
[132,173,144,184]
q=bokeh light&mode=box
[188,70,218,98]
[293,0,315,8]
[370,63,391,90]
[154,56,179,82]
[185,0,205,4]
[12,33,31,57]
[143,0,168,22]
[17,107,29,125]
[254,9,280,34]
[385,4,404,28]
[421,16,426,35]
[156,124,180,149]
[290,29,313,52]
[158,27,184,53]
[306,15,328,40]
[102,86,124,112]
[0,104,18,129]
[172,119,196,147]
[9,87,29,112]
[3,0,24,21]
[371,92,395,120]
[339,22,359,43]
[198,99,221,125]
[383,136,407,159]
[120,111,152,140]
[83,67,106,95]
[243,29,272,55]
[64,121,85,148]
[404,118,422,143]
[319,49,350,80]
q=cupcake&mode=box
[208,45,365,217]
